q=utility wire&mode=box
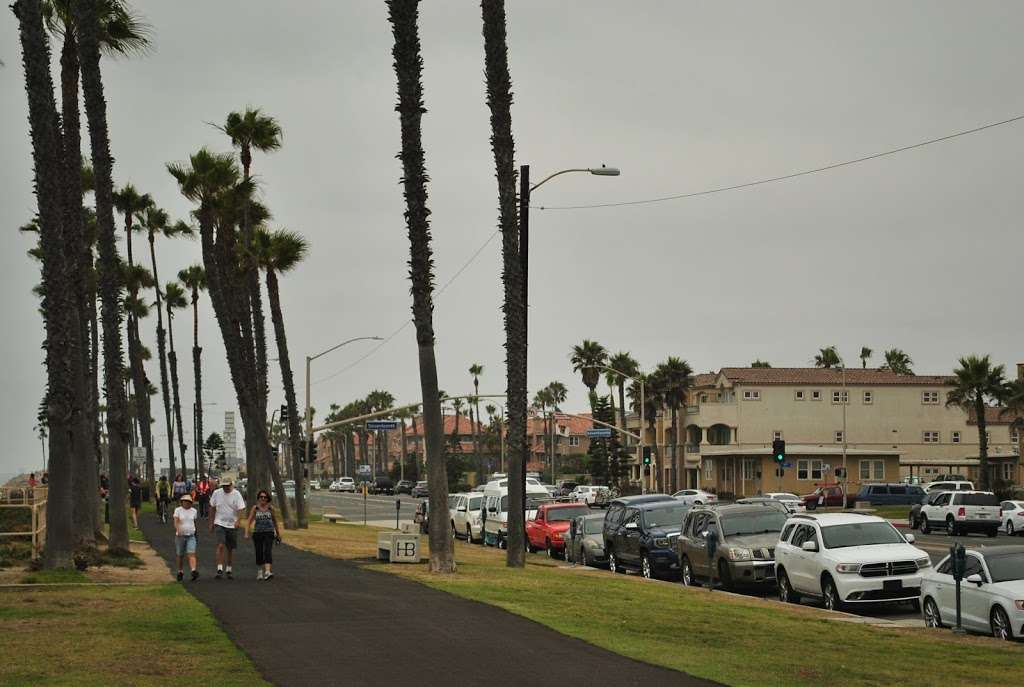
[535,113,1024,211]
[313,229,502,386]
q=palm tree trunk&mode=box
[238,153,270,447]
[977,396,990,491]
[148,231,178,479]
[126,319,154,478]
[388,0,453,573]
[191,290,204,478]
[670,405,678,494]
[265,270,307,527]
[166,306,188,478]
[73,0,131,554]
[617,381,627,440]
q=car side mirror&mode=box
[801,540,818,552]
[966,573,983,586]
[903,533,915,544]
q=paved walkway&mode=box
[141,513,717,686]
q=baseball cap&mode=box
[220,478,234,486]
[179,493,193,502]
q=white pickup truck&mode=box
[918,491,1001,537]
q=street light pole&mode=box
[841,363,848,507]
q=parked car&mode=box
[395,479,414,495]
[909,489,947,530]
[921,545,1024,640]
[762,492,806,513]
[451,492,485,543]
[774,512,929,612]
[672,489,717,506]
[526,502,594,557]
[802,485,846,510]
[851,483,927,506]
[541,484,560,497]
[309,480,321,491]
[918,491,1001,537]
[602,494,676,551]
[604,499,690,579]
[370,476,395,495]
[571,485,610,505]
[556,480,578,497]
[328,480,342,492]
[565,513,608,567]
[483,480,551,548]
[734,497,790,514]
[1002,500,1024,536]
[678,502,789,590]
[412,481,429,498]
[922,480,974,494]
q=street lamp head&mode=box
[588,166,620,177]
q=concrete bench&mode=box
[323,513,344,524]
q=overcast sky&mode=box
[2,1,1023,478]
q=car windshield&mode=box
[956,493,1000,506]
[720,511,788,536]
[642,504,689,528]
[583,519,604,534]
[821,522,905,549]
[985,553,1024,583]
[772,494,799,501]
[547,506,590,522]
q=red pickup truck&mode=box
[802,485,848,509]
[526,502,593,558]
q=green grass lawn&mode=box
[0,584,268,686]
[288,523,1022,687]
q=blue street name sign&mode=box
[366,420,399,431]
[783,463,793,469]
[586,428,613,438]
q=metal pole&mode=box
[841,364,848,508]
[640,376,647,494]
[304,356,312,467]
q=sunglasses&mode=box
[259,494,270,500]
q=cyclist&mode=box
[156,476,172,522]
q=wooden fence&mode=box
[0,486,48,560]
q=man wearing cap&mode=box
[173,493,199,581]
[208,479,246,579]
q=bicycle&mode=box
[156,496,171,523]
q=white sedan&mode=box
[672,489,717,506]
[763,492,806,513]
[921,546,1024,640]
[1002,500,1024,536]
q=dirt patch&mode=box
[86,541,170,583]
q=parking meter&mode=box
[706,527,720,591]
[395,498,401,531]
[951,543,966,634]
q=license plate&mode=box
[883,579,903,591]
[977,514,989,519]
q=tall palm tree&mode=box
[571,340,608,409]
[655,357,692,493]
[167,148,290,524]
[630,373,664,491]
[178,264,206,476]
[531,388,552,467]
[947,355,1007,491]
[450,397,465,452]
[607,351,639,435]
[111,183,151,268]
[813,346,841,368]
[388,0,453,572]
[882,348,914,375]
[164,281,189,477]
[469,363,483,479]
[122,263,154,480]
[545,381,567,470]
[859,347,873,369]
[481,0,526,567]
[252,227,309,527]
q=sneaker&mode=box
[257,570,264,581]
[226,570,233,580]
[176,571,183,582]
[215,569,223,580]
[191,570,199,581]
[263,572,273,581]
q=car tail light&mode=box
[957,507,965,517]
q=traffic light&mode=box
[300,439,318,463]
[772,439,786,465]
[280,404,289,423]
[642,446,652,466]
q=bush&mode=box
[0,540,32,567]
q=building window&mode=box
[951,431,961,444]
[922,391,939,404]
[568,436,580,447]
[922,431,940,444]
[1013,428,1020,445]
[1003,463,1014,480]
[797,459,822,480]
[811,390,822,401]
[743,390,761,401]
[860,459,884,481]
[703,459,714,481]
[835,430,844,443]
[832,390,849,404]
[773,430,783,441]
[863,391,873,404]
[742,459,757,481]
[795,390,805,401]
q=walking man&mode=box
[209,478,245,579]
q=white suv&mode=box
[918,491,1001,537]
[775,512,930,612]
[450,492,484,543]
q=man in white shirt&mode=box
[209,479,246,579]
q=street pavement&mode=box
[140,511,717,687]
[307,490,421,527]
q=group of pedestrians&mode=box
[169,479,282,582]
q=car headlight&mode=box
[552,532,562,540]
[835,563,861,574]
[915,557,931,569]
[654,537,671,549]
[726,547,752,561]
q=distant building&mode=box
[223,411,240,469]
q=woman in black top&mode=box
[128,476,142,528]
[245,490,280,580]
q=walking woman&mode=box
[173,493,199,581]
[245,490,280,580]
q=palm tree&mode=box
[122,263,155,484]
[531,388,552,468]
[252,227,309,527]
[1002,379,1024,452]
[947,355,1007,491]
[469,363,483,480]
[481,0,526,567]
[571,340,609,410]
[813,346,841,368]
[882,348,914,375]
[607,351,639,435]
[167,148,290,524]
[164,281,189,477]
[655,357,692,493]
[859,347,873,369]
[450,397,465,452]
[545,381,567,472]
[178,264,206,476]
[630,373,664,492]
[111,183,151,268]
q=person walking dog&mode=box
[209,479,245,579]
[173,493,199,581]
[245,490,281,580]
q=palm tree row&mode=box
[812,345,914,374]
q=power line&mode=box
[535,113,1024,211]
[313,229,502,386]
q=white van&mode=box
[482,478,549,548]
[450,492,484,543]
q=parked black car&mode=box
[852,483,927,506]
[395,479,414,495]
[370,476,395,495]
[603,498,689,579]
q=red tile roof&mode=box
[717,367,954,387]
[967,406,1023,426]
[406,414,485,436]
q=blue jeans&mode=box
[175,534,197,556]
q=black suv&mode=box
[603,497,689,579]
[370,476,395,495]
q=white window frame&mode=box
[951,431,961,444]
[834,430,844,444]
[811,390,822,401]
[832,390,849,404]
[1012,428,1019,445]
[922,431,939,444]
[703,458,714,481]
[794,390,805,401]
[797,459,822,481]
[568,435,580,447]
[742,390,761,401]
[1002,462,1014,481]
[773,430,783,441]
[922,390,939,404]
[742,459,757,481]
[862,390,873,405]
[860,459,884,481]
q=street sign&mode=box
[586,428,613,438]
[782,463,793,469]
[366,420,399,431]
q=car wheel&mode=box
[946,518,957,537]
[923,597,942,628]
[1007,521,1016,536]
[992,606,1013,640]
[778,570,800,604]
[546,540,557,559]
[451,522,457,539]
[920,517,931,535]
[641,554,653,579]
[680,557,697,587]
[466,526,474,544]
[609,552,623,574]
[908,514,917,530]
[822,577,845,612]
[717,559,734,591]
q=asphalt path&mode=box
[141,511,717,687]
